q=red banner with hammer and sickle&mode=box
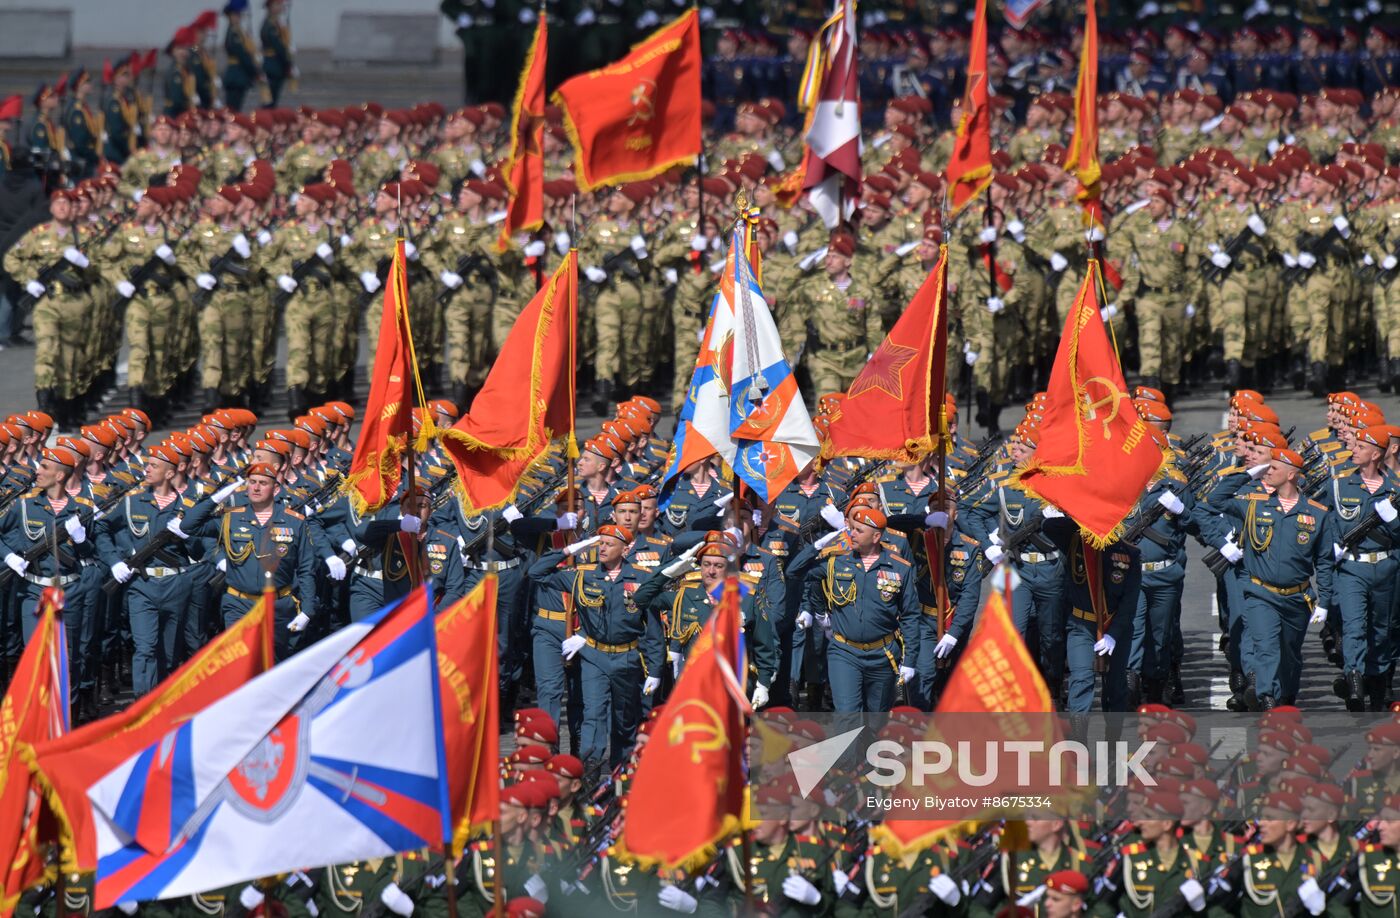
[1013,260,1161,547]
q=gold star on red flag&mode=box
[847,339,918,401]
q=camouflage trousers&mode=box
[247,288,277,387]
[1288,268,1347,366]
[805,343,865,397]
[284,290,334,391]
[1376,279,1400,356]
[198,290,253,395]
[1135,290,1185,384]
[124,292,178,395]
[445,291,493,388]
[593,279,646,387]
[1209,271,1260,365]
[33,290,94,398]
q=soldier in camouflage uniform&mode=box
[1120,187,1191,393]
[581,183,652,413]
[790,230,881,396]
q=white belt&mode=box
[467,558,520,572]
[1142,560,1176,572]
[1350,551,1391,564]
[352,566,383,581]
[1019,550,1061,564]
[23,572,79,587]
[142,566,191,578]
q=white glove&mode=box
[566,535,601,555]
[816,613,832,635]
[196,272,218,290]
[1006,218,1025,237]
[820,503,846,530]
[257,229,272,245]
[1088,225,1106,242]
[1042,506,1064,519]
[315,242,334,263]
[630,235,648,259]
[1180,878,1206,912]
[519,7,536,21]
[986,296,1004,314]
[523,874,548,902]
[5,553,28,576]
[288,612,311,632]
[360,271,381,293]
[63,246,89,268]
[212,477,244,504]
[117,904,138,917]
[978,226,998,244]
[642,676,661,695]
[1157,491,1185,515]
[561,633,586,660]
[662,543,701,577]
[523,240,546,258]
[24,280,46,298]
[895,240,920,257]
[813,529,843,550]
[403,241,418,261]
[1220,541,1244,564]
[1282,251,1298,268]
[455,12,473,27]
[663,267,679,284]
[1335,542,1348,562]
[934,634,958,659]
[657,885,697,914]
[782,230,799,252]
[165,518,189,541]
[341,538,357,554]
[1297,252,1317,269]
[984,544,1005,565]
[62,515,87,544]
[325,555,347,580]
[155,243,176,265]
[930,874,961,906]
[399,514,421,533]
[925,511,949,530]
[1376,498,1398,523]
[764,148,785,171]
[232,234,251,258]
[1310,606,1328,626]
[689,234,709,252]
[1210,251,1232,269]
[1247,214,1267,236]
[750,682,769,709]
[240,886,266,911]
[216,558,227,573]
[380,882,415,917]
[782,875,821,907]
[554,231,571,253]
[964,349,979,366]
[1101,304,1119,321]
[584,266,607,283]
[439,270,463,289]
[110,560,132,583]
[1049,251,1068,272]
[713,492,735,511]
[468,158,487,177]
[1247,463,1271,479]
[277,274,298,293]
[1185,303,1196,318]
[501,504,524,523]
[1385,255,1399,272]
[574,7,596,24]
[555,511,579,531]
[795,610,813,631]
[832,869,852,897]
[116,280,136,299]
[1298,876,1325,915]
[1333,216,1351,237]
[899,665,917,684]
[1093,634,1116,656]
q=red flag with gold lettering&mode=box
[1013,260,1160,546]
[946,0,991,214]
[551,11,701,191]
[498,14,548,252]
[871,584,1053,855]
[440,252,578,512]
[436,576,499,857]
[0,590,69,912]
[24,590,276,872]
[823,244,948,462]
[343,240,420,514]
[616,577,745,870]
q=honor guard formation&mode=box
[5,0,1400,914]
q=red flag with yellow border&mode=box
[615,577,745,871]
[343,240,421,514]
[551,11,701,191]
[0,590,69,911]
[436,576,499,858]
[946,0,992,214]
[498,14,548,252]
[23,590,275,873]
[1012,261,1160,546]
[1064,0,1101,221]
[440,252,577,512]
[823,244,948,462]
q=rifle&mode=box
[290,459,351,517]
[898,823,1002,917]
[1282,222,1349,286]
[456,465,571,558]
[1201,209,1267,285]
[1281,824,1375,918]
[106,216,200,319]
[1338,507,1394,556]
[191,212,285,310]
[435,252,500,307]
[13,214,126,316]
[100,465,247,595]
[0,477,141,590]
[0,469,37,516]
[580,245,644,294]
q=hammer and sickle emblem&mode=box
[627,79,657,126]
[668,700,729,764]
[1081,376,1133,439]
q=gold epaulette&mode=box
[1308,499,1328,511]
[1216,465,1242,477]
[1336,466,1357,478]
[1308,427,1330,440]
[284,508,304,519]
[575,563,598,570]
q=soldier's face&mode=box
[824,250,851,275]
[1256,817,1298,846]
[50,197,73,222]
[1181,794,1212,822]
[849,520,881,552]
[1380,818,1400,847]
[597,535,626,565]
[639,500,658,530]
[1262,462,1296,490]
[1369,743,1400,771]
[1044,890,1083,918]
[1354,441,1382,466]
[699,556,726,586]
[35,459,65,490]
[576,452,606,478]
[612,504,639,531]
[247,476,276,504]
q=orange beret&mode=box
[850,506,887,530]
[42,447,80,469]
[1271,448,1305,469]
[245,462,279,481]
[597,524,633,543]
